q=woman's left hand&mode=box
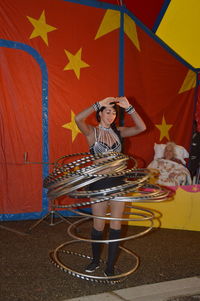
[116,96,130,109]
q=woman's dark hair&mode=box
[96,104,118,122]
[96,105,122,143]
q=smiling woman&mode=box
[75,96,146,276]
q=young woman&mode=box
[75,96,146,276]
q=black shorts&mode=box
[88,176,125,191]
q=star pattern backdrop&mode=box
[0,0,196,220]
[123,22,196,164]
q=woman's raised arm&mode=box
[116,96,146,137]
[75,97,116,136]
[75,105,94,136]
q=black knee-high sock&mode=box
[91,228,103,264]
[106,228,121,274]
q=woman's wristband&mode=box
[125,105,136,114]
[92,102,101,111]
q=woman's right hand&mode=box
[99,97,117,107]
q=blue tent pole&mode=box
[118,9,125,127]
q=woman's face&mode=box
[99,107,117,127]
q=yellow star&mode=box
[27,10,57,46]
[124,14,140,51]
[95,9,120,39]
[155,115,173,141]
[64,48,90,79]
[178,69,196,94]
[95,10,140,51]
[62,111,81,142]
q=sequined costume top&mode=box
[90,125,122,155]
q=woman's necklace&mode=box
[97,125,118,148]
[98,124,111,131]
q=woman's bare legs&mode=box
[110,200,125,229]
[91,200,108,231]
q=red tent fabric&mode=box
[0,0,196,220]
[97,0,166,29]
